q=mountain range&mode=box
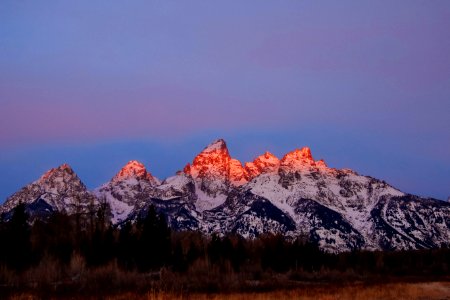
[1,139,449,252]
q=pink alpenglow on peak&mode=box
[184,138,250,188]
[245,151,280,178]
[315,159,328,169]
[39,163,75,182]
[201,139,229,153]
[184,139,333,187]
[280,147,329,172]
[280,147,314,169]
[184,139,231,180]
[229,158,249,185]
[293,147,314,161]
[0,162,93,216]
[112,160,158,185]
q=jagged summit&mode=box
[3,139,449,253]
[182,139,234,206]
[95,160,159,223]
[229,158,249,185]
[280,147,327,171]
[245,151,280,178]
[112,160,157,184]
[315,159,327,168]
[36,163,85,189]
[39,163,75,182]
[262,151,278,160]
[282,147,314,163]
[185,138,250,185]
[1,163,94,215]
[185,138,231,179]
[202,139,228,153]
[184,140,329,186]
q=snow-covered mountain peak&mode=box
[263,151,278,160]
[202,139,228,153]
[245,151,280,178]
[183,139,246,203]
[2,139,449,253]
[95,160,160,223]
[35,163,85,191]
[1,163,94,215]
[315,159,328,168]
[229,158,249,186]
[185,139,231,179]
[39,163,76,183]
[256,151,280,167]
[112,160,157,184]
[299,147,313,159]
[279,147,318,171]
[284,147,313,162]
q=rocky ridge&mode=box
[1,139,449,252]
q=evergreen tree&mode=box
[6,203,32,271]
[137,205,171,271]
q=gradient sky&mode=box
[1,1,449,202]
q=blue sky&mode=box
[1,1,449,201]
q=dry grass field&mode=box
[7,281,450,300]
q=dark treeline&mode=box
[0,203,449,294]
